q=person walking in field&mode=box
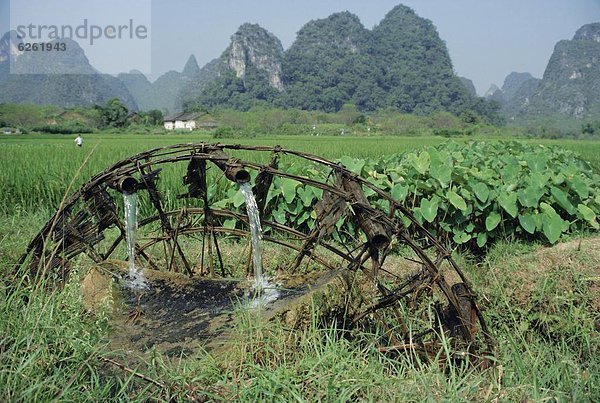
[75,135,83,147]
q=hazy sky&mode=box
[2,0,599,94]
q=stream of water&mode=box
[123,193,149,289]
[239,182,279,307]
[239,183,264,283]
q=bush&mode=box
[212,141,599,250]
[433,128,465,137]
[32,122,95,134]
[212,127,236,138]
[356,141,600,248]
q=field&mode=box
[1,133,599,401]
[2,132,599,214]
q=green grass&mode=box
[0,274,116,401]
[1,222,597,401]
[0,133,443,215]
[1,132,599,400]
[1,132,599,215]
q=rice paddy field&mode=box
[1,132,599,401]
[1,132,599,215]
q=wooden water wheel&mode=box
[15,142,494,360]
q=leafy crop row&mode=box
[216,141,599,248]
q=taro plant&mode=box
[355,141,600,248]
[212,141,600,249]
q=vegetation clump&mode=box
[214,141,599,249]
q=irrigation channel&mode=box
[15,143,494,364]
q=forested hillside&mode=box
[182,5,501,123]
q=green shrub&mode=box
[214,141,599,249]
[32,122,95,134]
[212,126,237,138]
[363,141,599,247]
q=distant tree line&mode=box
[0,99,164,133]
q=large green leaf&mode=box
[429,149,451,187]
[518,213,536,234]
[568,176,589,200]
[447,190,467,211]
[453,231,471,244]
[265,187,280,205]
[272,208,286,224]
[232,190,246,208]
[497,192,518,218]
[223,219,236,229]
[539,202,556,214]
[391,184,409,202]
[578,203,596,221]
[542,213,564,244]
[297,211,310,225]
[578,204,599,229]
[211,198,228,209]
[465,222,475,233]
[430,164,451,188]
[297,186,314,207]
[280,178,301,204]
[476,232,488,248]
[472,182,490,202]
[518,185,544,208]
[550,186,575,214]
[364,185,377,197]
[485,212,501,231]
[340,156,365,175]
[285,200,302,214]
[540,205,567,244]
[552,173,565,185]
[525,153,548,173]
[420,197,439,223]
[529,172,549,189]
[408,152,430,175]
[502,161,520,180]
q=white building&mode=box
[163,112,200,131]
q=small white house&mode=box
[2,127,20,134]
[163,112,200,131]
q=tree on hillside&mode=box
[144,109,164,126]
[337,103,363,125]
[98,98,129,128]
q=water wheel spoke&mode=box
[167,209,193,276]
[253,153,278,215]
[206,228,215,277]
[137,248,160,270]
[200,225,206,275]
[102,234,124,260]
[211,229,226,276]
[186,232,213,272]
[375,266,403,281]
[136,163,179,271]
